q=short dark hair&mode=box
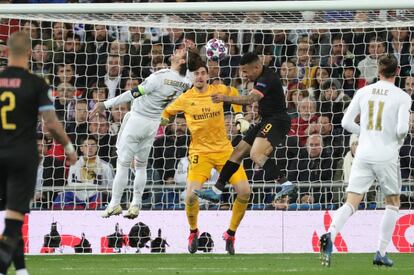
[197,63,209,73]
[378,54,398,78]
[80,135,97,146]
[240,52,260,66]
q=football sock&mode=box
[186,199,199,231]
[13,239,25,271]
[130,166,147,207]
[229,197,249,233]
[215,161,240,192]
[3,219,23,239]
[328,202,355,240]
[108,161,129,208]
[378,205,399,257]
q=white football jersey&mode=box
[342,80,411,162]
[131,69,192,119]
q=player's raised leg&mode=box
[194,140,250,202]
[249,135,296,200]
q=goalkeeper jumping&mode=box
[161,64,250,255]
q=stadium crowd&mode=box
[1,6,414,210]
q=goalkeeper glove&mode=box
[160,116,170,126]
[234,113,250,134]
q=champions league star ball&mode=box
[205,38,228,62]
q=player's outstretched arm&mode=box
[211,91,262,105]
[89,88,138,118]
[41,110,77,165]
[160,94,186,126]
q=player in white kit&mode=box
[90,48,202,219]
[319,55,411,267]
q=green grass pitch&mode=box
[10,253,414,275]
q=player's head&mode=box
[193,64,209,90]
[378,54,398,79]
[171,48,203,76]
[240,52,262,82]
[7,31,31,60]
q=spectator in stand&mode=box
[49,21,70,53]
[55,32,87,77]
[319,79,351,129]
[122,76,140,93]
[334,134,358,182]
[286,88,309,119]
[295,37,318,86]
[88,114,117,164]
[21,20,40,46]
[403,75,414,111]
[306,114,345,160]
[322,35,354,77]
[400,113,414,180]
[34,134,65,209]
[87,82,109,110]
[31,42,52,77]
[109,103,130,136]
[270,29,296,67]
[289,97,319,147]
[53,136,113,210]
[387,27,410,65]
[66,99,89,147]
[341,58,366,98]
[128,26,151,77]
[52,63,85,96]
[401,36,414,77]
[162,27,184,57]
[309,29,331,59]
[54,82,75,123]
[279,59,299,94]
[357,37,386,84]
[309,66,332,100]
[103,54,128,99]
[86,24,113,84]
[109,39,130,72]
[287,134,334,182]
[149,114,189,185]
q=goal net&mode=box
[0,1,413,254]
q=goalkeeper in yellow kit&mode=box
[161,64,251,255]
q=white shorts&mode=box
[346,158,402,196]
[116,112,159,165]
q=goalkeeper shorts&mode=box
[187,151,247,184]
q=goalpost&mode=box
[0,0,414,254]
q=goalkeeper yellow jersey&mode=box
[162,84,242,155]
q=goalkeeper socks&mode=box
[215,161,240,192]
[226,229,236,237]
[378,205,399,257]
[186,199,200,231]
[130,166,147,207]
[13,239,25,271]
[108,162,130,208]
[328,202,355,240]
[229,197,249,233]
[3,219,23,239]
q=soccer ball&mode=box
[205,38,228,62]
